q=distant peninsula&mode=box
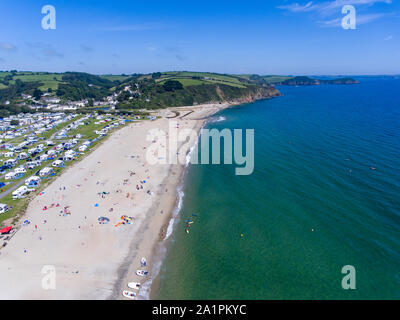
[274,76,359,86]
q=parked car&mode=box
[0,203,9,214]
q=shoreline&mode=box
[110,103,230,300]
[0,97,275,300]
[147,107,217,300]
[0,102,232,299]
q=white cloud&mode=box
[277,1,315,12]
[0,42,17,51]
[278,0,394,27]
[278,0,392,15]
[318,12,394,27]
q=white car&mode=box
[0,203,9,215]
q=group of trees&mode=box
[0,79,41,104]
[163,80,183,91]
[54,72,116,101]
[0,104,32,118]
[33,88,43,100]
[56,82,110,101]
[0,70,17,86]
[62,72,114,89]
[151,72,162,79]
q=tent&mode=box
[0,226,12,234]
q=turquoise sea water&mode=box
[156,77,400,299]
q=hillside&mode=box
[0,71,281,115]
[0,71,359,116]
[114,72,280,111]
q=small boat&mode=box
[140,257,147,267]
[128,282,141,290]
[122,290,136,299]
[136,270,148,277]
[185,229,190,234]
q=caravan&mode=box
[38,167,54,177]
[25,176,41,187]
[79,145,88,152]
[47,149,57,157]
[14,166,27,174]
[64,150,76,161]
[5,171,24,180]
[52,159,64,167]
[39,154,49,162]
[17,152,28,160]
[3,158,17,167]
[26,160,40,169]
[12,186,29,200]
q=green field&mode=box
[0,72,64,91]
[0,71,291,93]
[157,72,247,88]
[99,75,131,82]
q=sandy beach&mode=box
[0,103,229,300]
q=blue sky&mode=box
[0,0,399,75]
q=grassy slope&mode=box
[1,71,282,109]
[158,72,247,88]
[0,72,63,91]
[1,71,290,91]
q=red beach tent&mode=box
[0,226,12,234]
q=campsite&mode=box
[0,112,136,226]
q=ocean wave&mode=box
[166,187,184,239]
[137,133,200,299]
[208,116,226,123]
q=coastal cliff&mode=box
[213,84,281,105]
[128,82,281,110]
